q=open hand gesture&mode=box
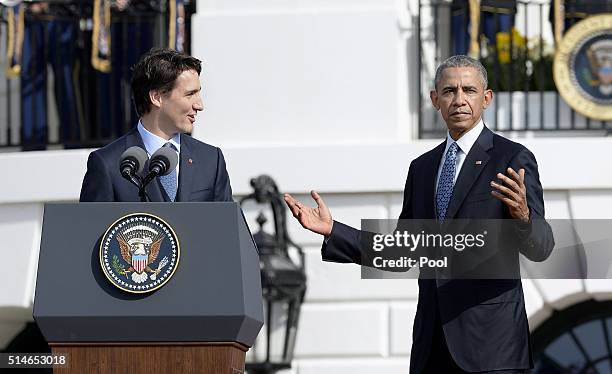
[284,191,333,236]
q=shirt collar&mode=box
[444,118,484,155]
[137,120,181,156]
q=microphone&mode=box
[142,146,179,188]
[119,146,148,186]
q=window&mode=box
[531,299,612,373]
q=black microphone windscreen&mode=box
[120,146,148,174]
[150,146,178,176]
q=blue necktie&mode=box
[159,142,178,202]
[436,142,458,221]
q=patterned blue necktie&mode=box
[436,142,458,221]
[159,142,178,202]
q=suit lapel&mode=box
[445,126,493,220]
[425,141,446,219]
[177,134,194,202]
[125,128,165,202]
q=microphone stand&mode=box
[121,169,151,202]
[138,180,151,202]
[141,172,158,189]
[138,155,172,201]
[138,169,166,202]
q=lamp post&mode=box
[241,175,307,374]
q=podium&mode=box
[33,202,264,374]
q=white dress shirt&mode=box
[137,121,181,180]
[435,118,484,188]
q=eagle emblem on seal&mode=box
[117,226,165,283]
[585,39,612,96]
[100,213,180,293]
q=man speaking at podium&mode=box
[80,48,233,202]
[284,56,554,373]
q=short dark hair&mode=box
[434,55,488,90]
[131,48,202,117]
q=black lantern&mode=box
[240,175,307,374]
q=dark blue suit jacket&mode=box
[80,128,233,202]
[322,126,554,373]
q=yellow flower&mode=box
[496,27,526,64]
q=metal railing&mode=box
[417,0,612,138]
[0,0,195,150]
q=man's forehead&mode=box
[440,66,479,80]
[175,70,201,89]
[176,69,199,81]
[437,66,484,88]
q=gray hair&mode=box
[433,55,488,90]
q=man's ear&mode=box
[483,88,493,109]
[430,90,439,110]
[149,89,163,109]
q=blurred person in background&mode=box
[18,1,81,150]
[93,0,153,141]
[451,0,516,57]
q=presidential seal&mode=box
[100,213,180,293]
[554,15,612,120]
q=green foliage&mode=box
[112,255,127,275]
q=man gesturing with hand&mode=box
[285,191,333,236]
[284,55,554,374]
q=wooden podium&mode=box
[34,203,264,374]
[51,342,248,374]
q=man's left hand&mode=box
[491,167,530,222]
